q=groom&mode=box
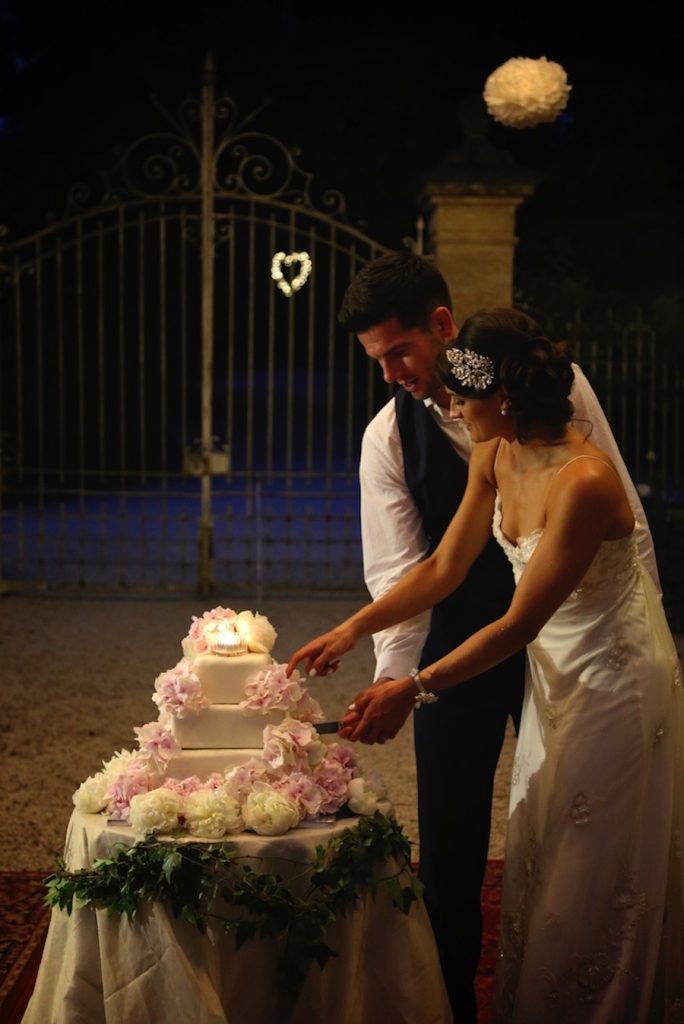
[337,250,657,1022]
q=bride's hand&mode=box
[286,623,359,677]
[339,677,415,744]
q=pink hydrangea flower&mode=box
[262,719,325,772]
[162,772,226,798]
[240,664,300,714]
[321,743,360,781]
[134,721,181,772]
[153,659,209,718]
[204,772,226,790]
[272,771,324,819]
[240,664,323,722]
[223,757,273,804]
[162,775,204,797]
[313,759,350,814]
[294,690,325,723]
[105,754,157,819]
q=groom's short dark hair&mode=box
[338,251,452,333]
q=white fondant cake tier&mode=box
[170,706,282,749]
[193,652,272,703]
[165,748,262,778]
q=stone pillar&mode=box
[420,97,539,324]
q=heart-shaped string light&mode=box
[271,251,313,298]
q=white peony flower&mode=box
[363,769,388,801]
[72,772,110,813]
[346,777,383,816]
[237,610,277,653]
[101,748,137,781]
[183,787,244,839]
[129,788,182,835]
[242,782,301,835]
[484,56,571,128]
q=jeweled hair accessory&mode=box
[446,348,495,390]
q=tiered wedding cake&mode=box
[73,607,384,837]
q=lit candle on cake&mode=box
[205,621,247,656]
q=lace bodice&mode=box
[491,493,543,576]
[492,492,640,598]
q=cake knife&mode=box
[316,720,343,734]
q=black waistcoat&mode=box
[395,390,518,682]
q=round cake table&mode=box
[23,810,452,1024]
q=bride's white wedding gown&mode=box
[491,486,684,1023]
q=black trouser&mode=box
[414,655,524,1024]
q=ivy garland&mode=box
[45,812,422,1010]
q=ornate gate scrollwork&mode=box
[0,56,390,594]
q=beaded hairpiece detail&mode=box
[445,347,495,391]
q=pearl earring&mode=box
[500,406,508,416]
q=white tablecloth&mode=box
[23,811,452,1023]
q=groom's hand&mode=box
[341,676,415,744]
[340,676,395,742]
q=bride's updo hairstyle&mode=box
[436,309,575,442]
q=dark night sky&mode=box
[1,3,682,317]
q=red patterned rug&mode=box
[0,872,51,1024]
[477,859,503,1023]
[0,862,503,1023]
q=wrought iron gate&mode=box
[2,61,682,615]
[0,60,391,595]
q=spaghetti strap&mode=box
[553,454,621,481]
[493,438,505,480]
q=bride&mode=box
[288,310,683,1022]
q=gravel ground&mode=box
[0,594,516,871]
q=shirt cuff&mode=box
[373,624,430,682]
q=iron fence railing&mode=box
[0,474,364,595]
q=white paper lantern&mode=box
[484,56,571,129]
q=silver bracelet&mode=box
[409,667,439,707]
